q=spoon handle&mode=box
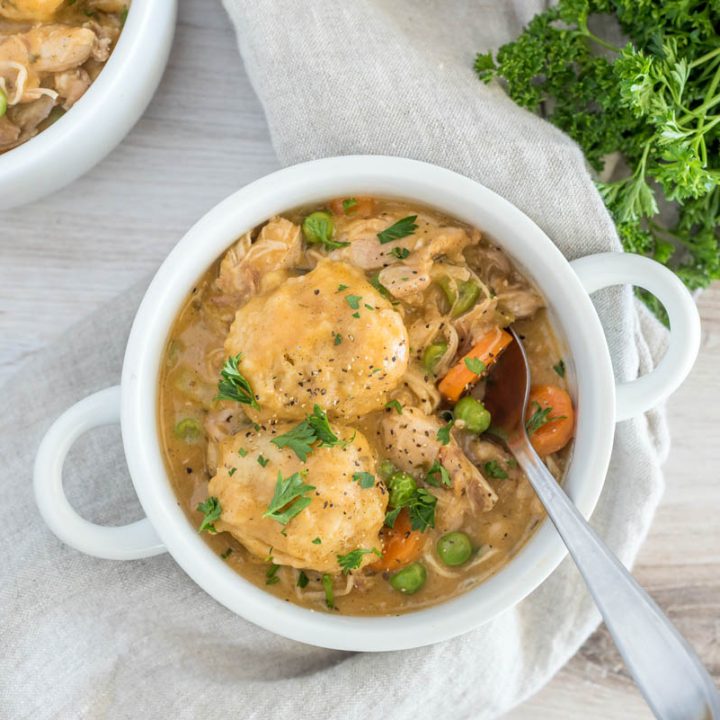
[513,442,720,720]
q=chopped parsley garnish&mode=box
[312,537,322,544]
[345,294,362,310]
[407,489,438,531]
[464,357,487,375]
[238,448,248,457]
[390,247,410,260]
[352,311,360,319]
[526,401,566,436]
[484,460,508,479]
[266,563,280,585]
[270,405,346,461]
[364,303,375,310]
[384,399,403,414]
[342,198,358,212]
[263,471,316,525]
[220,547,233,560]
[368,273,395,302]
[337,548,381,574]
[216,354,259,408]
[302,211,349,249]
[322,573,334,608]
[196,497,221,534]
[297,570,309,588]
[352,471,375,489]
[333,332,343,346]
[337,283,349,292]
[377,215,418,244]
[384,506,402,528]
[257,455,269,467]
[437,419,454,445]
[553,360,566,378]
[426,459,451,487]
[228,467,237,476]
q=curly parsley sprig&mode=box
[475,0,720,323]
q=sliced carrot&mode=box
[328,196,376,218]
[370,509,426,572]
[526,384,575,455]
[438,328,513,402]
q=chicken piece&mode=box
[216,217,302,304]
[0,34,40,103]
[0,115,20,149]
[0,0,64,21]
[209,424,387,573]
[6,94,54,139]
[54,67,90,107]
[88,0,128,12]
[380,406,498,516]
[225,260,409,422]
[330,217,402,269]
[23,24,95,73]
[495,287,544,320]
[378,226,472,301]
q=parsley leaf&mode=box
[312,537,322,544]
[266,563,280,585]
[437,419,454,445]
[464,357,486,375]
[271,421,315,461]
[197,497,221,534]
[345,294,362,310]
[342,198,358,212]
[352,471,375,489]
[322,573,334,608]
[525,401,567,436]
[333,332,343,346]
[553,360,566,377]
[257,455,269,467]
[271,405,345,461]
[484,460,508,479]
[377,215,418,244]
[337,548,382,574]
[390,247,410,259]
[384,506,402,528]
[407,489,437,531]
[368,272,395,302]
[263,471,316,525]
[426,459,451,487]
[220,547,233,560]
[297,570,309,588]
[337,283,349,292]
[216,354,259,408]
[384,399,403,414]
[238,448,248,457]
[302,211,349,249]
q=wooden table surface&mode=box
[1,1,717,717]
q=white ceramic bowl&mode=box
[33,156,700,651]
[0,0,176,210]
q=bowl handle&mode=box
[33,385,166,560]
[570,253,701,422]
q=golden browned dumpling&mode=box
[209,424,387,572]
[0,0,64,21]
[224,259,409,422]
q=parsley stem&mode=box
[574,19,620,53]
[689,46,720,70]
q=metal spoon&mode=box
[483,328,720,720]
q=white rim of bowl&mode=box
[123,156,615,652]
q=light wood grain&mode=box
[0,0,717,717]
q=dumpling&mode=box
[209,423,388,573]
[224,259,409,422]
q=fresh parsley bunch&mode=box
[475,0,720,322]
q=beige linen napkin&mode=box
[0,1,670,718]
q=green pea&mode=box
[389,562,427,594]
[0,88,6,118]
[454,396,491,434]
[378,459,397,481]
[388,471,416,507]
[452,281,481,317]
[174,417,203,442]
[422,341,447,374]
[302,211,335,246]
[437,532,473,566]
